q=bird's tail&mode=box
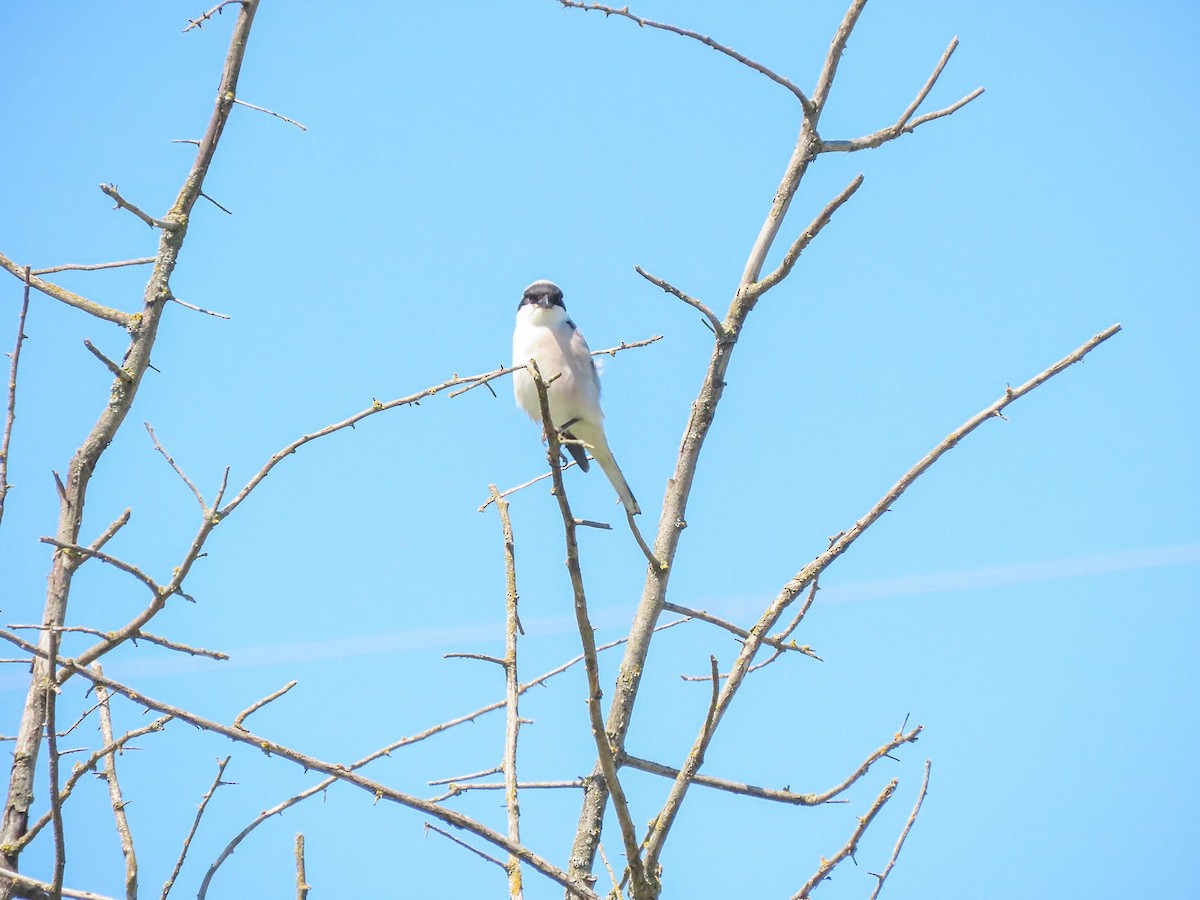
[594,445,641,516]
[570,422,639,516]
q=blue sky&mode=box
[1,2,1197,898]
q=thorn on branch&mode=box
[183,0,246,32]
[231,98,308,131]
[199,191,233,215]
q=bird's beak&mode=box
[537,297,554,309]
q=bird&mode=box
[512,279,641,516]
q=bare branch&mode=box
[0,866,118,900]
[145,423,206,509]
[529,361,649,896]
[429,780,585,803]
[634,266,725,339]
[99,184,175,230]
[444,651,506,666]
[868,760,931,900]
[821,87,984,152]
[750,174,864,298]
[662,601,819,661]
[16,716,171,852]
[478,458,585,510]
[183,0,245,32]
[160,757,231,900]
[89,508,132,555]
[791,779,898,899]
[44,684,65,897]
[428,765,502,788]
[197,619,689,897]
[0,637,602,900]
[811,0,868,113]
[31,258,155,276]
[294,834,310,900]
[451,335,662,401]
[490,485,525,900]
[231,98,307,130]
[0,249,132,326]
[0,0,260,879]
[424,822,508,872]
[233,682,297,730]
[8,624,228,663]
[83,339,132,383]
[96,669,138,900]
[38,539,160,593]
[820,36,984,153]
[639,325,1120,871]
[558,1,813,113]
[622,756,842,807]
[0,266,30,526]
[168,295,231,319]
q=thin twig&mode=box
[621,756,843,807]
[820,36,984,153]
[444,651,506,666]
[15,716,171,852]
[451,335,662,401]
[83,339,131,383]
[231,98,307,131]
[99,184,174,230]
[37,539,160,593]
[233,682,297,730]
[634,266,725,339]
[424,823,508,871]
[219,340,659,521]
[0,637,601,900]
[429,765,502,787]
[478,458,584,510]
[198,191,232,215]
[662,601,819,660]
[183,0,245,32]
[868,760,931,900]
[8,624,227,662]
[168,295,231,319]
[429,780,585,803]
[145,422,206,508]
[89,508,132,555]
[751,174,864,297]
[196,619,688,896]
[45,683,66,898]
[96,668,138,900]
[161,757,232,900]
[791,779,898,899]
[558,1,813,113]
[0,266,31,526]
[31,258,155,276]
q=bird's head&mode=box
[519,280,565,312]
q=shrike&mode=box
[513,280,641,516]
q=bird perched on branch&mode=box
[512,279,640,516]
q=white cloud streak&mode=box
[2,544,1195,688]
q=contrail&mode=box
[3,544,1195,687]
[817,543,1200,604]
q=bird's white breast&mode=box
[512,305,602,429]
